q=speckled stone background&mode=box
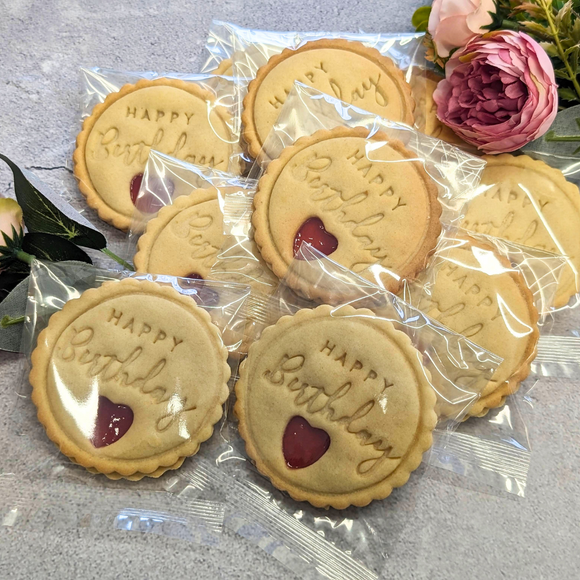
[1,1,579,578]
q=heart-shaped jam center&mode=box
[293,217,338,260]
[130,173,175,214]
[282,416,330,469]
[91,396,134,448]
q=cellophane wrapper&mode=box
[0,259,251,545]
[209,244,502,580]
[406,228,566,496]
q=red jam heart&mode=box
[91,396,134,448]
[282,416,330,469]
[293,217,338,260]
[130,173,175,214]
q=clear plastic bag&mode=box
[0,259,250,541]
[457,149,580,379]
[70,67,243,232]
[245,82,484,299]
[406,228,566,496]
[211,244,502,579]
[127,149,276,359]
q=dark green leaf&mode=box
[412,6,431,31]
[0,271,28,302]
[0,154,107,250]
[558,86,580,101]
[22,233,93,264]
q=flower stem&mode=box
[539,0,580,102]
[101,248,135,271]
[1,315,24,328]
[15,250,33,264]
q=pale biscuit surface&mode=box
[235,305,437,509]
[417,239,538,418]
[462,154,580,308]
[74,78,235,230]
[242,39,415,158]
[253,126,441,298]
[30,279,230,477]
[134,188,225,279]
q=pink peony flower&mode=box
[433,31,558,154]
[428,0,496,58]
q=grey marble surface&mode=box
[1,1,579,579]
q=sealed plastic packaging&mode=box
[127,149,278,358]
[407,229,566,496]
[455,150,580,378]
[0,259,250,541]
[70,67,243,232]
[210,244,502,580]
[200,21,429,159]
[245,82,485,298]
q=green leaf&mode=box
[521,20,554,40]
[558,86,580,101]
[540,41,561,58]
[0,154,107,250]
[412,6,431,31]
[21,233,93,264]
[554,67,573,79]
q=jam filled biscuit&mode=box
[30,278,230,478]
[416,237,539,419]
[74,78,236,230]
[461,154,580,308]
[235,305,437,509]
[242,39,415,158]
[134,188,225,280]
[253,126,441,299]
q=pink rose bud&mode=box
[433,31,559,154]
[428,0,496,58]
[0,198,23,242]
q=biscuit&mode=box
[242,39,415,158]
[30,278,230,478]
[415,237,539,418]
[235,305,437,508]
[461,154,580,308]
[74,78,236,230]
[252,126,441,299]
[134,188,224,279]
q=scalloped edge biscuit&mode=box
[252,126,442,301]
[133,187,222,278]
[242,39,415,159]
[234,304,437,509]
[30,278,230,479]
[73,78,233,231]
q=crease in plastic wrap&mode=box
[407,228,566,497]
[0,259,251,543]
[210,244,502,580]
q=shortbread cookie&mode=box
[253,126,441,299]
[134,188,224,279]
[30,278,230,478]
[461,154,580,308]
[235,305,436,508]
[242,39,415,158]
[416,238,539,418]
[74,78,236,230]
